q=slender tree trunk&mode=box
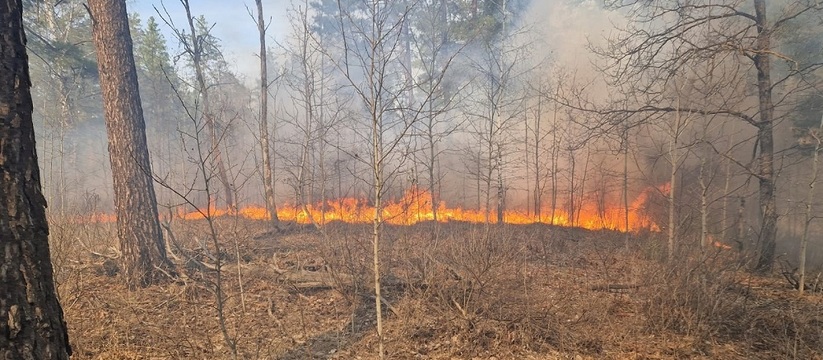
[371,85,385,360]
[525,113,530,216]
[534,94,542,222]
[568,149,576,227]
[56,79,70,216]
[699,154,709,249]
[668,106,681,262]
[798,115,823,295]
[297,126,312,208]
[427,119,438,222]
[1,1,72,356]
[736,197,746,251]
[182,0,234,210]
[477,149,482,212]
[88,0,174,287]
[550,101,559,225]
[721,128,736,242]
[485,140,493,223]
[255,0,280,228]
[576,147,590,225]
[296,7,315,214]
[753,0,778,273]
[319,134,328,225]
[496,149,504,224]
[402,0,414,106]
[623,125,630,246]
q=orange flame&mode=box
[198,186,658,232]
[73,186,662,232]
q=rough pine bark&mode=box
[88,0,174,287]
[0,0,72,357]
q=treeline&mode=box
[23,0,823,276]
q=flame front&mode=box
[73,186,661,232]
[203,186,660,232]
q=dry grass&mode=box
[50,218,823,359]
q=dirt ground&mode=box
[50,218,823,359]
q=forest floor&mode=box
[50,218,823,359]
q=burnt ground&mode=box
[49,218,823,359]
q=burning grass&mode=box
[51,218,823,359]
[74,186,663,232]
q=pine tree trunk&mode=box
[88,0,174,287]
[0,0,72,357]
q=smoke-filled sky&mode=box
[126,0,618,85]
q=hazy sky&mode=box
[128,0,291,82]
[125,0,616,85]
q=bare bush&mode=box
[640,247,823,358]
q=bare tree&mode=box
[525,76,552,222]
[88,0,174,286]
[282,1,323,212]
[0,0,71,356]
[589,0,823,272]
[253,0,281,228]
[408,0,464,223]
[463,34,531,224]
[665,97,691,261]
[321,0,460,356]
[157,0,235,210]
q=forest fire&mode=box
[166,186,661,232]
[68,186,662,232]
[70,187,662,231]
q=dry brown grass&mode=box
[50,218,823,359]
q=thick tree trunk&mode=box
[255,0,280,228]
[0,0,72,357]
[753,0,778,273]
[88,0,174,287]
